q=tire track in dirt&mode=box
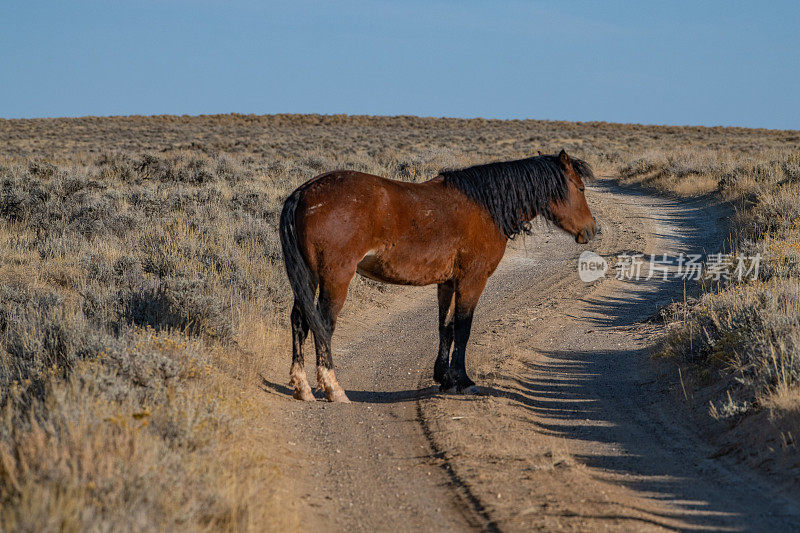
[264,178,800,531]
[415,397,501,532]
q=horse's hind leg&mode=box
[433,281,456,390]
[289,302,315,401]
[313,272,353,403]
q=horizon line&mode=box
[0,111,797,133]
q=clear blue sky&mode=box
[2,1,798,129]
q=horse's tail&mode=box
[279,188,330,343]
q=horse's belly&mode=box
[356,248,451,286]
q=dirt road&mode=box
[263,179,800,531]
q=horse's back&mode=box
[296,169,445,226]
[294,170,402,241]
[292,170,504,285]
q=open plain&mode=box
[1,114,799,530]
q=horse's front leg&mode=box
[447,276,487,394]
[434,281,456,390]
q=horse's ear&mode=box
[558,149,571,168]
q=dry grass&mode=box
[0,113,797,527]
[1,341,287,531]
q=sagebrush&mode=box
[0,114,797,528]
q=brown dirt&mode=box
[261,178,800,531]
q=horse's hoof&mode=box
[293,387,315,402]
[441,385,458,394]
[460,385,480,395]
[327,389,351,403]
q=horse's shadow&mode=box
[261,376,509,404]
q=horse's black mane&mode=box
[440,154,594,238]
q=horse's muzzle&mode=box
[576,223,598,244]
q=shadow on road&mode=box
[261,377,443,404]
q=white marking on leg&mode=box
[290,362,314,401]
[317,366,351,403]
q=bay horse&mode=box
[279,150,597,402]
